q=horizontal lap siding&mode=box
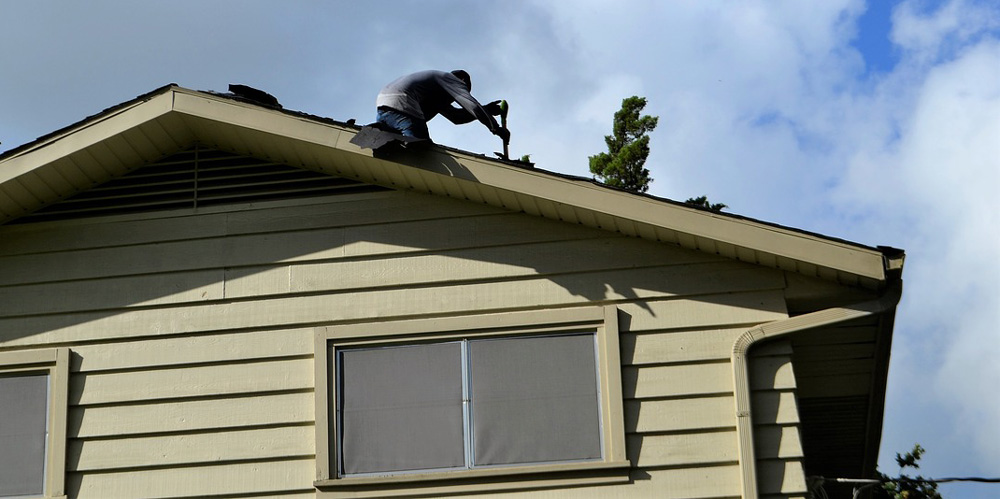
[70,425,314,471]
[750,341,809,497]
[68,460,316,499]
[0,191,801,498]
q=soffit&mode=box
[791,313,892,487]
[0,86,896,289]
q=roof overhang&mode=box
[0,85,903,290]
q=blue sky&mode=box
[855,0,903,73]
[1,1,998,497]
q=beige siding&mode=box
[1,190,804,498]
[749,340,809,497]
[71,391,314,439]
[70,358,313,405]
[70,425,314,471]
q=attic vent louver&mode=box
[16,145,385,223]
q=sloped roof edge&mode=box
[0,84,179,163]
[0,85,903,288]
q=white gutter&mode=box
[732,280,903,499]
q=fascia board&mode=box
[170,89,346,149]
[443,153,888,282]
[0,91,175,184]
[165,89,890,282]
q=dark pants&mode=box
[376,107,430,139]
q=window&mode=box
[314,307,628,496]
[0,349,69,499]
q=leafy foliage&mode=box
[874,444,943,499]
[589,96,658,193]
[684,195,728,212]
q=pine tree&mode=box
[589,96,659,193]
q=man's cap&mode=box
[450,70,471,90]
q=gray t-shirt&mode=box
[376,70,499,132]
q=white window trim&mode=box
[0,348,69,499]
[313,306,629,497]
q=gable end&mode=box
[12,145,387,224]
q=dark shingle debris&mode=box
[227,84,282,109]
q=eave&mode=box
[0,85,902,290]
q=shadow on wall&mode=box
[0,182,795,496]
[0,188,786,346]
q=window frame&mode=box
[0,348,69,499]
[314,306,629,496]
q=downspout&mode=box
[732,279,903,499]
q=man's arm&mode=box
[438,74,502,133]
[439,105,476,125]
[440,100,504,125]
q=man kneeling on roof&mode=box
[375,70,509,143]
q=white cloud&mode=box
[917,41,1000,470]
[573,74,646,126]
[523,1,871,220]
[893,0,1000,61]
[831,5,1000,479]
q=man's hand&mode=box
[494,126,510,143]
[484,100,504,116]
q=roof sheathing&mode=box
[1,85,896,288]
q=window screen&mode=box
[469,334,601,466]
[0,373,49,497]
[336,333,602,477]
[339,342,465,474]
